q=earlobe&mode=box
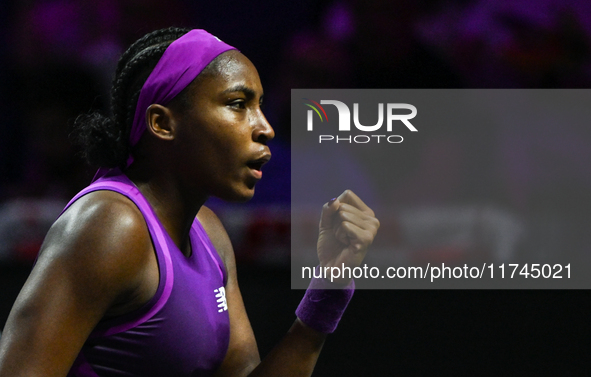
[146,104,176,141]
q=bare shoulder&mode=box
[0,191,155,376]
[47,190,150,262]
[197,206,235,271]
[37,189,154,304]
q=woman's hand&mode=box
[317,190,380,284]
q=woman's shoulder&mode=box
[38,190,154,301]
[51,189,150,255]
[0,190,157,374]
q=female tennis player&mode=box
[0,27,379,376]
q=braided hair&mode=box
[73,27,191,168]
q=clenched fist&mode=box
[317,190,380,284]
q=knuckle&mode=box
[372,217,380,229]
[338,210,352,222]
[340,189,354,202]
[341,220,354,231]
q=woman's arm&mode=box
[200,190,379,377]
[0,191,156,377]
[200,208,326,377]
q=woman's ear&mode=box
[145,104,177,141]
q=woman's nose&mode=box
[253,111,275,144]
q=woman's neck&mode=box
[125,164,207,257]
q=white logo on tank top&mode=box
[214,287,228,312]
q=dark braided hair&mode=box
[72,27,191,168]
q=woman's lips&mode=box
[246,154,271,179]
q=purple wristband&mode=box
[295,267,355,334]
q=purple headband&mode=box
[128,29,236,150]
[92,30,236,182]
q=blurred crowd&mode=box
[1,0,591,265]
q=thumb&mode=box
[319,197,340,230]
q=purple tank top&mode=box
[64,171,230,377]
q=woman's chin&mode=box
[217,186,256,203]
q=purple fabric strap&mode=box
[296,266,355,334]
[93,29,236,182]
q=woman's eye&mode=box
[228,100,246,109]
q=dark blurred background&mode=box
[1,0,590,375]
